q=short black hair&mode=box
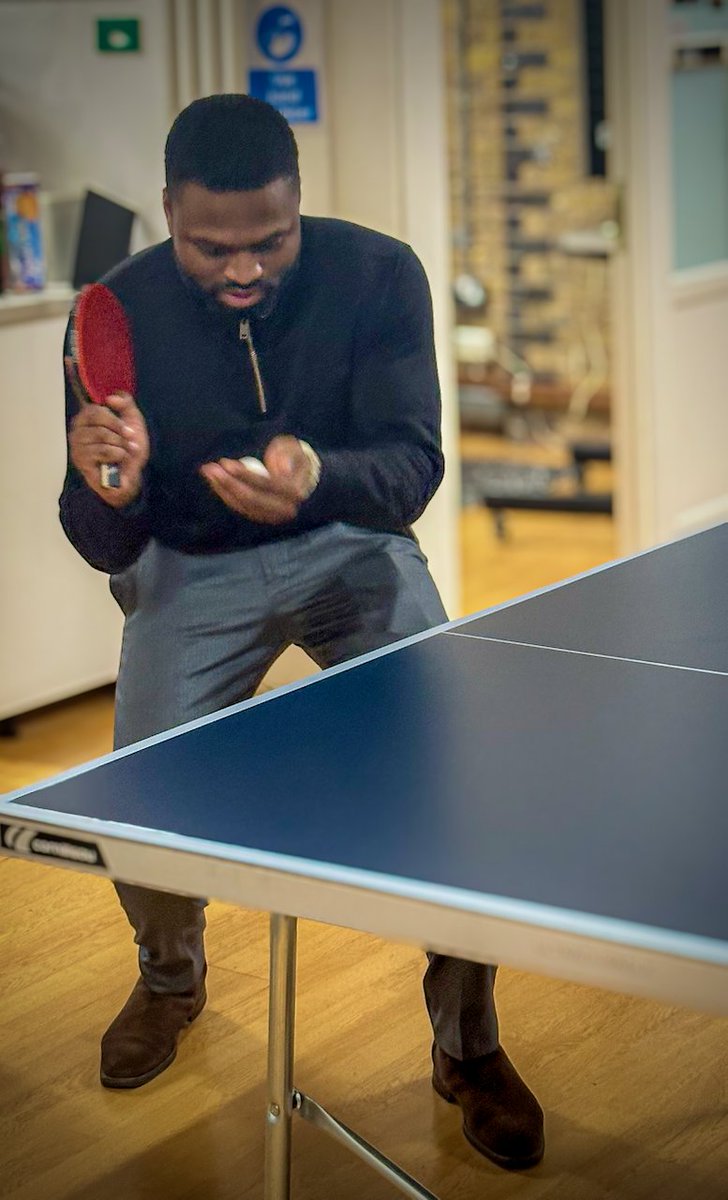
[165,94,300,194]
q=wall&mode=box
[0,0,173,252]
[323,0,460,609]
[441,0,615,396]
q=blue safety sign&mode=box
[255,6,303,63]
[248,68,318,123]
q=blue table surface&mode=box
[465,522,728,672]
[7,525,728,946]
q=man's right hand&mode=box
[68,383,150,508]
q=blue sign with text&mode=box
[248,68,318,124]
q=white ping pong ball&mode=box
[239,456,270,477]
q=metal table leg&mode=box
[263,912,440,1200]
[264,913,298,1200]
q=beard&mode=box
[176,253,300,324]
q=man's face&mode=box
[163,178,301,316]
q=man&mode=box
[60,93,543,1170]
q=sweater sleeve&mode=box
[300,244,445,530]
[58,318,152,575]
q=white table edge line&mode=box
[2,801,727,967]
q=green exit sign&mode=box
[96,18,141,53]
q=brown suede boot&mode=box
[100,975,207,1089]
[432,1043,544,1170]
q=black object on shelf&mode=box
[503,189,552,206]
[459,386,509,434]
[502,4,548,18]
[507,237,554,254]
[508,326,557,344]
[72,190,135,289]
[511,284,554,301]
[502,50,549,70]
[502,98,549,114]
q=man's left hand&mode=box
[200,435,319,525]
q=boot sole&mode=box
[100,989,207,1090]
[431,1070,544,1171]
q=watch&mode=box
[298,439,321,498]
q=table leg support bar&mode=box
[296,1090,440,1200]
[264,913,440,1200]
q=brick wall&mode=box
[443,0,615,402]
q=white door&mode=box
[607,0,728,552]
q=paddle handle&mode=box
[100,462,121,489]
[65,352,122,490]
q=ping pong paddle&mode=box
[70,283,136,489]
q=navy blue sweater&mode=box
[59,216,444,574]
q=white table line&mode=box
[443,633,728,677]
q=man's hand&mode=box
[200,435,319,525]
[67,366,150,507]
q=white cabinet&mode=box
[0,304,122,720]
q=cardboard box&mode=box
[2,172,46,291]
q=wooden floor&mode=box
[2,436,727,1200]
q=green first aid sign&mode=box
[96,18,141,53]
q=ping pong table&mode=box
[2,522,727,1199]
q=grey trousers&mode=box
[110,524,499,1059]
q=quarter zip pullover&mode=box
[59,217,443,574]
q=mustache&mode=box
[216,281,274,296]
